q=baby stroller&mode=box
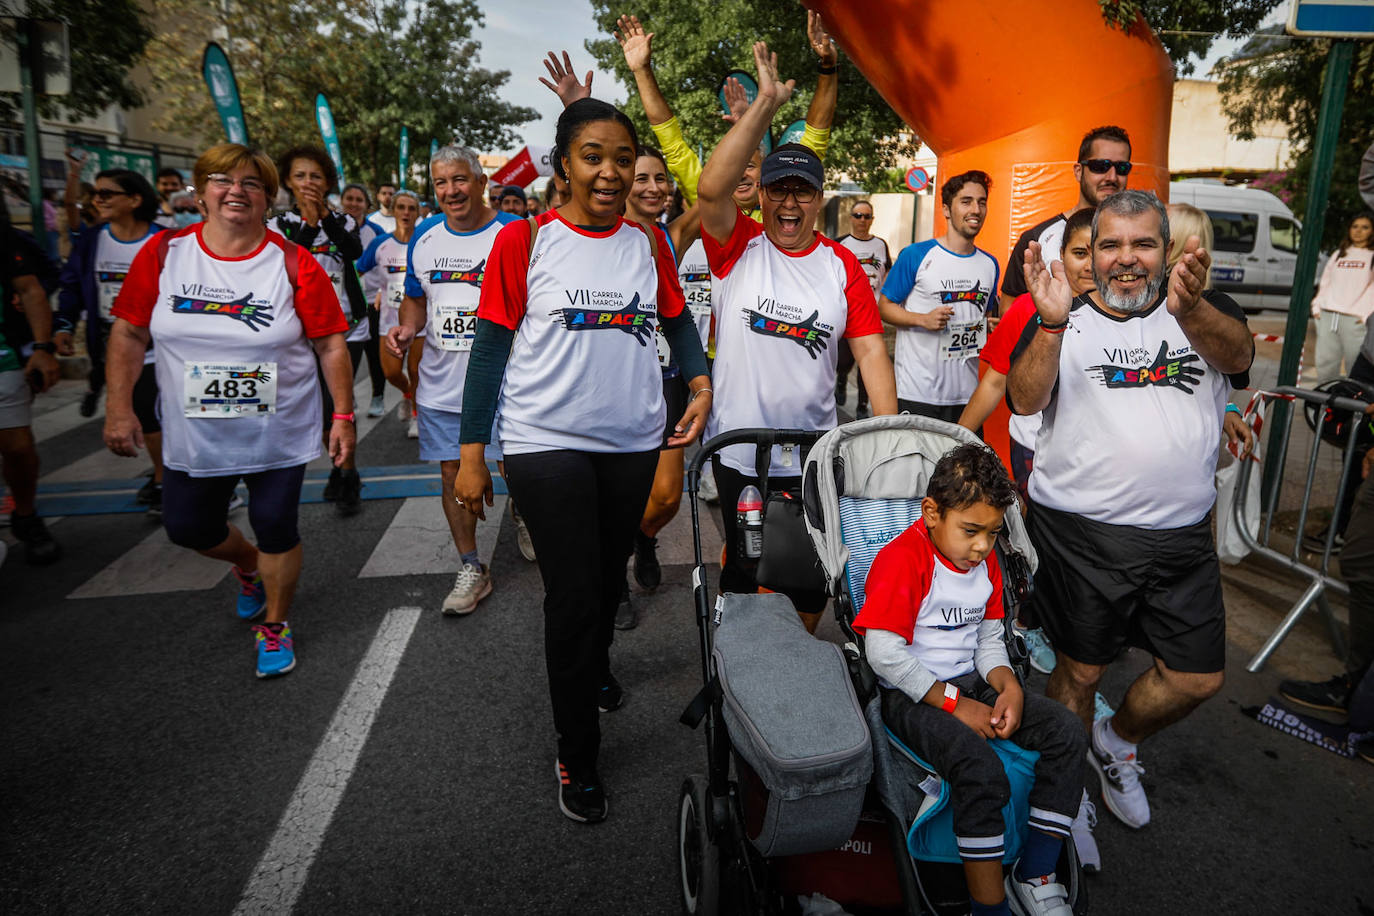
[676,418,1087,916]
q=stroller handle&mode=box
[686,428,828,494]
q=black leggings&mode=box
[162,464,306,554]
[132,362,160,434]
[347,309,385,399]
[502,447,658,775]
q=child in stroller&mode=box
[853,443,1086,916]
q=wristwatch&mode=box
[941,682,960,713]
[31,342,55,353]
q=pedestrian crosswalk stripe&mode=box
[67,525,229,599]
[358,495,508,579]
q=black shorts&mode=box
[132,362,160,434]
[660,373,688,450]
[1028,501,1226,673]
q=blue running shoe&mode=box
[234,567,266,620]
[1023,628,1057,674]
[253,622,296,678]
[1094,691,1115,721]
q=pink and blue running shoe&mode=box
[252,623,296,678]
[234,567,266,620]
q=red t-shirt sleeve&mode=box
[980,294,1038,374]
[476,216,536,330]
[646,223,686,319]
[852,527,934,644]
[111,233,167,327]
[828,240,883,339]
[983,550,1005,620]
[291,243,350,338]
[702,209,761,278]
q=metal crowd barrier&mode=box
[1235,385,1368,672]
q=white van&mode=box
[1169,179,1302,312]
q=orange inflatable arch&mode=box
[804,0,1175,456]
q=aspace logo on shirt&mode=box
[97,270,128,284]
[308,241,336,256]
[742,295,832,360]
[1088,341,1204,394]
[557,289,654,346]
[681,270,710,285]
[428,258,485,287]
[939,281,990,309]
[171,285,274,332]
[385,264,406,274]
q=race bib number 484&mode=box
[433,303,477,351]
[184,362,277,417]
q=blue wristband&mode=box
[1225,403,1242,415]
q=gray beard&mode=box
[1095,266,1164,313]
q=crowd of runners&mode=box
[4,10,1372,915]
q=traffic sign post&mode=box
[904,166,929,193]
[1263,0,1371,503]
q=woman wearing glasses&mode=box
[103,143,356,679]
[697,42,896,633]
[55,167,163,423]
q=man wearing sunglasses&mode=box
[836,201,891,418]
[1001,126,1132,310]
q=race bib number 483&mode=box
[940,319,986,362]
[184,362,277,417]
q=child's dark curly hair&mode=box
[925,443,1018,513]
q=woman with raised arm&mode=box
[454,99,710,825]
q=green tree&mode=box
[0,0,153,121]
[1217,27,1374,249]
[1097,0,1284,75]
[147,0,535,189]
[583,0,918,190]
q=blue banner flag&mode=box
[399,127,409,190]
[201,43,249,145]
[314,93,346,190]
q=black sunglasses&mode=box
[91,189,129,201]
[1080,158,1132,176]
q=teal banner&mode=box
[314,93,345,190]
[399,127,409,190]
[201,43,249,145]
[778,119,807,146]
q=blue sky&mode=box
[472,0,621,154]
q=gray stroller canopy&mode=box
[801,415,1038,597]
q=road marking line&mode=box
[68,525,228,599]
[232,606,421,916]
[358,495,506,578]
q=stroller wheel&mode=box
[678,775,722,915]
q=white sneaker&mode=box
[1070,789,1100,873]
[513,511,536,562]
[1006,872,1072,916]
[697,463,719,504]
[367,395,385,418]
[442,563,492,616]
[397,399,411,421]
[406,416,419,439]
[1089,716,1150,828]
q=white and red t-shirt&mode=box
[853,522,1005,682]
[401,212,519,414]
[980,293,1041,448]
[347,218,385,343]
[881,239,1000,406]
[112,225,346,477]
[478,210,686,455]
[705,212,883,476]
[358,232,410,336]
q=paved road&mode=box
[3,321,1371,915]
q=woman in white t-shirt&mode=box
[103,143,357,680]
[1312,211,1374,381]
[357,191,423,436]
[454,98,711,825]
[340,183,387,418]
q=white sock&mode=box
[1099,716,1137,757]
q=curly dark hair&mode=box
[940,170,991,208]
[925,443,1017,513]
